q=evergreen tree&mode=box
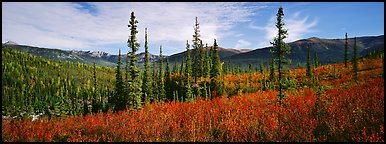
[127,11,142,109]
[152,60,158,102]
[210,39,222,97]
[352,37,358,80]
[113,49,125,111]
[270,6,291,103]
[185,40,193,101]
[185,41,192,77]
[158,45,166,101]
[165,58,171,99]
[142,28,152,103]
[198,40,205,78]
[314,52,319,68]
[210,39,221,79]
[306,44,312,78]
[192,17,201,83]
[344,33,349,67]
[203,44,211,78]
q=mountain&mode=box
[2,34,383,69]
[222,35,384,68]
[165,46,251,62]
[1,42,164,67]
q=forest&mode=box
[2,7,384,142]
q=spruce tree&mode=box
[152,60,158,102]
[198,40,205,78]
[352,37,358,80]
[204,44,211,78]
[192,17,201,83]
[210,39,222,97]
[270,6,291,103]
[113,49,125,111]
[210,39,221,79]
[142,28,152,103]
[127,11,142,109]
[344,33,349,67]
[165,58,171,99]
[159,45,166,101]
[185,40,193,101]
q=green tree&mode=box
[127,11,142,109]
[270,6,291,103]
[165,58,171,99]
[142,28,152,103]
[352,37,358,80]
[185,40,193,101]
[192,17,202,83]
[210,39,222,97]
[203,44,211,78]
[158,45,166,101]
[113,49,125,111]
[344,33,349,67]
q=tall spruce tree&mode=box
[344,33,349,67]
[159,45,166,101]
[198,40,205,78]
[352,37,358,80]
[192,17,201,83]
[270,6,291,103]
[210,39,222,97]
[113,49,125,111]
[204,44,211,78]
[127,11,142,109]
[165,58,171,98]
[142,28,152,103]
[185,40,193,101]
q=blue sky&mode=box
[2,2,384,55]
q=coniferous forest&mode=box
[2,6,384,142]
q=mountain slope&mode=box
[1,43,163,67]
[222,35,384,68]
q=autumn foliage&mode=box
[2,57,384,142]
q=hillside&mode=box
[163,46,251,62]
[223,35,384,68]
[3,35,383,69]
[2,43,163,68]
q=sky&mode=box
[2,2,384,55]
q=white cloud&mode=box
[234,39,252,49]
[249,10,319,48]
[2,2,268,54]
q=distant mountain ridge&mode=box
[2,34,383,69]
